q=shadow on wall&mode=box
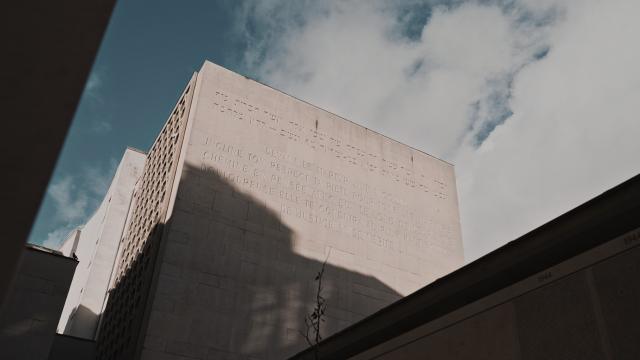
[98,163,402,360]
[63,304,98,337]
[97,221,166,359]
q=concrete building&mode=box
[96,61,464,360]
[10,59,638,360]
[0,245,77,360]
[57,148,146,339]
[291,174,640,360]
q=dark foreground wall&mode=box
[0,1,116,308]
[291,174,640,360]
[0,245,77,360]
[353,228,640,360]
[48,334,96,360]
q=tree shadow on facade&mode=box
[99,163,402,360]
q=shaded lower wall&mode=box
[95,163,404,360]
[0,246,77,360]
[350,227,640,360]
[48,334,96,360]
[135,164,403,360]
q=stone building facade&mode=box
[96,61,463,360]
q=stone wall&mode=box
[139,61,463,360]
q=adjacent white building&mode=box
[57,148,145,339]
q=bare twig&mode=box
[300,253,330,359]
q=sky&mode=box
[29,0,640,262]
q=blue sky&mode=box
[30,0,640,261]
[29,0,250,247]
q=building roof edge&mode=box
[25,243,78,262]
[290,173,640,359]
[200,60,454,168]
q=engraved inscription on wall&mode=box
[207,90,449,200]
[194,89,458,260]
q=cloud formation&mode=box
[237,0,640,261]
[42,226,77,250]
[83,69,114,134]
[48,176,90,223]
[43,159,118,249]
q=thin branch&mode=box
[300,251,331,360]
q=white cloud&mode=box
[84,68,114,134]
[455,0,640,258]
[84,158,118,196]
[42,226,76,250]
[48,176,89,223]
[91,120,112,134]
[44,159,118,248]
[85,71,103,103]
[237,0,640,261]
